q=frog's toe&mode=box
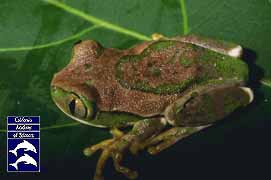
[94,150,110,180]
[84,132,139,179]
[112,152,138,179]
[84,139,115,156]
[148,138,178,155]
[84,128,124,156]
[90,138,139,180]
[87,119,166,179]
[145,126,208,155]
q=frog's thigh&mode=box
[175,34,243,58]
[166,86,253,127]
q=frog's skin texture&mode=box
[51,34,253,180]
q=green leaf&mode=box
[0,0,271,179]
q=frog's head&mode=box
[50,40,104,126]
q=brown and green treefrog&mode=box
[51,34,253,180]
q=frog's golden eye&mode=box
[68,97,87,118]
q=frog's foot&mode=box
[84,128,137,180]
[138,126,209,155]
[84,128,124,156]
[84,118,166,180]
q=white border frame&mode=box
[7,116,41,173]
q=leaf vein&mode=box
[43,0,151,41]
[0,25,99,52]
[179,0,189,35]
[40,122,81,130]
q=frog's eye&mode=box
[51,86,97,122]
[67,93,96,120]
[68,97,87,118]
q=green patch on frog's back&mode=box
[179,57,193,67]
[147,40,174,51]
[149,67,161,77]
[200,50,248,81]
[115,40,200,94]
[115,40,248,95]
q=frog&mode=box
[50,34,254,180]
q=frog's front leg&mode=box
[84,118,166,180]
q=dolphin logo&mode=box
[9,140,37,156]
[9,153,38,170]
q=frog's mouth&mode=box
[51,86,105,128]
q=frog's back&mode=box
[105,41,201,117]
[116,41,203,95]
[92,40,246,117]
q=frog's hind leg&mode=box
[147,126,208,155]
[133,126,208,155]
[143,86,254,155]
[175,34,243,58]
